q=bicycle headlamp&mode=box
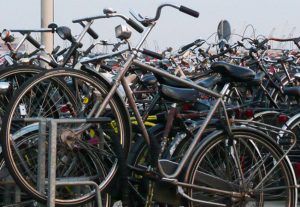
[115,25,131,40]
[1,29,14,42]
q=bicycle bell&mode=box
[103,8,116,15]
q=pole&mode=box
[41,0,54,53]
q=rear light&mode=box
[240,156,245,173]
[201,95,209,100]
[277,114,289,123]
[295,163,300,178]
[0,57,6,65]
[268,65,276,74]
[244,108,254,119]
[60,104,75,116]
[88,137,100,145]
[112,64,120,71]
[60,105,69,113]
[182,103,191,111]
[234,108,242,119]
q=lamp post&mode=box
[41,0,54,53]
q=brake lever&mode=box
[129,9,145,22]
[129,9,152,27]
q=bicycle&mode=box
[0,3,298,206]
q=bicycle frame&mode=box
[81,21,233,179]
[2,5,298,206]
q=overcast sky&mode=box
[1,0,299,51]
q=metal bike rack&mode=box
[21,117,106,207]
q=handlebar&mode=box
[269,37,300,42]
[241,37,269,51]
[242,36,300,50]
[152,4,199,21]
[141,49,163,60]
[73,13,144,33]
[126,18,144,33]
[256,38,269,49]
[178,39,205,53]
[10,29,52,49]
[179,42,195,53]
[209,43,239,60]
[84,44,96,55]
[130,3,199,27]
[269,37,300,49]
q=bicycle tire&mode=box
[282,113,300,163]
[0,68,131,206]
[184,127,297,207]
[0,65,46,118]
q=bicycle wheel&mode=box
[127,124,179,206]
[184,127,297,207]
[282,113,300,164]
[0,65,45,120]
[268,74,300,108]
[0,68,131,206]
[0,138,112,207]
[127,124,163,206]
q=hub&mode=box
[60,129,80,149]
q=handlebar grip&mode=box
[56,47,68,57]
[209,54,219,60]
[209,47,231,60]
[84,44,95,55]
[86,28,99,39]
[179,6,199,18]
[126,18,144,33]
[100,64,112,72]
[256,38,269,49]
[28,49,40,57]
[20,32,41,49]
[52,46,60,55]
[49,60,58,68]
[180,42,195,53]
[78,22,99,39]
[294,37,300,43]
[142,49,163,60]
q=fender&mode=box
[281,112,300,131]
[251,110,280,121]
[270,74,295,98]
[0,123,39,154]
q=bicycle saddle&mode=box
[160,84,200,102]
[140,74,157,85]
[211,61,255,82]
[247,71,265,86]
[283,86,300,97]
[194,75,221,88]
[157,74,221,89]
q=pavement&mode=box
[111,201,299,206]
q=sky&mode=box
[1,0,299,51]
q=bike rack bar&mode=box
[20,118,105,207]
[14,186,21,204]
[3,200,36,207]
[37,120,47,205]
[1,180,22,206]
[47,119,57,207]
[56,181,103,206]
